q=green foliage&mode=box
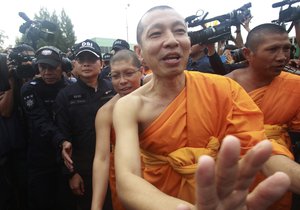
[17,7,76,52]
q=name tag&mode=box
[68,94,87,105]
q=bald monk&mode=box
[91,49,143,210]
[112,6,291,210]
[227,23,300,210]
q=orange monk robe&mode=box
[139,71,292,204]
[143,68,152,75]
[110,130,126,210]
[249,71,300,210]
[249,71,300,148]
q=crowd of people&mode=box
[0,4,300,210]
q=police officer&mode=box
[20,46,72,210]
[99,53,112,80]
[54,39,115,210]
[100,39,130,80]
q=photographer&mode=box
[0,52,14,210]
[186,43,214,73]
[1,44,36,116]
[185,3,252,75]
[0,44,36,210]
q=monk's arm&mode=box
[263,155,300,194]
[91,107,111,210]
[113,97,192,210]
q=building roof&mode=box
[90,37,135,54]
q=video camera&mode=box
[0,44,37,88]
[18,12,57,49]
[7,44,37,79]
[185,3,252,45]
[272,0,300,31]
[0,53,35,92]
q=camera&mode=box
[272,0,300,31]
[186,3,252,45]
[7,44,37,80]
[18,12,57,49]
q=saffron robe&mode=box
[110,131,126,210]
[139,71,290,204]
[249,71,300,210]
[249,71,300,147]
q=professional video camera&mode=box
[272,0,300,32]
[185,3,252,45]
[7,44,37,79]
[18,12,57,49]
[0,48,37,92]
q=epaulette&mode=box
[29,81,38,86]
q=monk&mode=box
[226,23,300,210]
[91,50,143,210]
[112,5,291,210]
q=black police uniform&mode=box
[53,76,115,210]
[99,65,111,80]
[21,77,71,210]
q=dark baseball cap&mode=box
[36,47,62,68]
[112,39,130,51]
[75,39,102,58]
[103,53,112,61]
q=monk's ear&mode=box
[242,47,252,61]
[134,45,143,61]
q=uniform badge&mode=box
[23,94,36,110]
[26,99,34,108]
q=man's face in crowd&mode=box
[135,8,191,77]
[38,63,63,84]
[246,32,291,78]
[110,59,142,97]
[75,52,102,79]
[190,44,206,57]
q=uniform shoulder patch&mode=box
[23,94,37,110]
[29,81,37,85]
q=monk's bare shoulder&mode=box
[225,68,247,83]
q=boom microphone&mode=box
[19,12,31,22]
[272,2,287,8]
[272,0,300,8]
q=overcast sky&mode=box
[0,0,297,48]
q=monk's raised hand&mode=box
[177,135,290,210]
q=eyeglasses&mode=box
[21,55,35,62]
[108,69,140,80]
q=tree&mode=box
[58,9,76,52]
[0,30,8,52]
[17,7,76,52]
